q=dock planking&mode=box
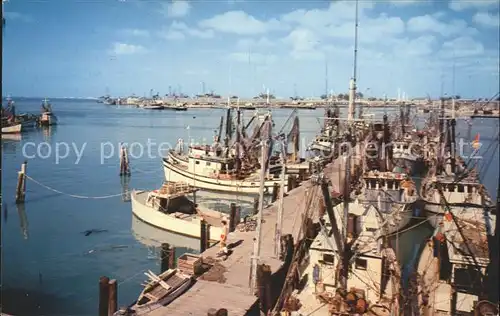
[147,178,325,315]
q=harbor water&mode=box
[1,99,498,315]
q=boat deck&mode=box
[145,178,324,315]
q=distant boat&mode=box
[39,98,58,126]
[1,122,22,134]
[143,104,164,110]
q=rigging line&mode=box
[25,175,129,199]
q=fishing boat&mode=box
[117,269,193,315]
[294,179,401,316]
[163,107,289,195]
[131,181,229,240]
[420,112,494,228]
[416,216,497,315]
[143,104,164,110]
[131,214,200,251]
[1,121,22,133]
[39,98,57,126]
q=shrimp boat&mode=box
[131,181,229,240]
[391,136,424,175]
[293,175,401,316]
[420,114,494,228]
[116,269,193,315]
[1,121,22,133]
[163,107,289,195]
[39,98,58,126]
[416,216,497,315]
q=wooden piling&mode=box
[161,243,176,272]
[257,264,272,314]
[229,203,237,233]
[298,168,306,181]
[216,308,228,316]
[15,161,27,204]
[271,183,279,203]
[207,308,218,316]
[108,279,117,316]
[99,276,110,316]
[253,197,259,215]
[200,220,210,252]
[119,144,131,176]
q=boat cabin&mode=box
[431,178,485,205]
[431,219,492,315]
[306,202,398,310]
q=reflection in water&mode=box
[131,215,200,252]
[1,133,22,142]
[41,125,56,141]
[121,176,131,202]
[16,203,29,240]
[3,203,8,224]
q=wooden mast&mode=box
[250,140,267,292]
[274,140,287,257]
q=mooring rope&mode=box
[25,175,130,199]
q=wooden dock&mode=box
[145,179,324,315]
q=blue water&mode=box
[1,99,498,315]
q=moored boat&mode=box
[1,122,22,133]
[116,268,194,315]
[39,98,58,126]
[131,182,229,240]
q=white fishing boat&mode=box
[295,197,401,315]
[117,269,193,315]
[1,122,22,133]
[163,145,285,195]
[143,104,164,110]
[131,215,200,251]
[391,138,424,174]
[131,182,228,240]
[39,98,57,126]
[354,169,417,234]
[420,168,493,228]
[416,217,497,315]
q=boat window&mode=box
[387,180,394,189]
[466,185,472,193]
[457,184,465,193]
[195,160,200,165]
[447,184,455,192]
[403,145,408,150]
[206,162,211,166]
[322,254,334,265]
[370,180,377,188]
[355,258,367,270]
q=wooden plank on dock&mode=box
[149,179,324,315]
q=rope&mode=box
[25,175,130,199]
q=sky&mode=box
[2,0,499,99]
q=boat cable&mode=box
[25,175,130,199]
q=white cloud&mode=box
[236,37,275,50]
[473,12,500,28]
[161,0,191,18]
[162,30,185,40]
[407,14,477,37]
[122,29,150,37]
[441,36,485,58]
[229,52,277,64]
[170,21,214,38]
[3,11,33,22]
[449,0,499,11]
[388,0,423,6]
[109,42,147,55]
[198,11,287,35]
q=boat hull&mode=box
[1,123,22,134]
[131,190,223,241]
[163,159,285,195]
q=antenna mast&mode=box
[347,0,359,122]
